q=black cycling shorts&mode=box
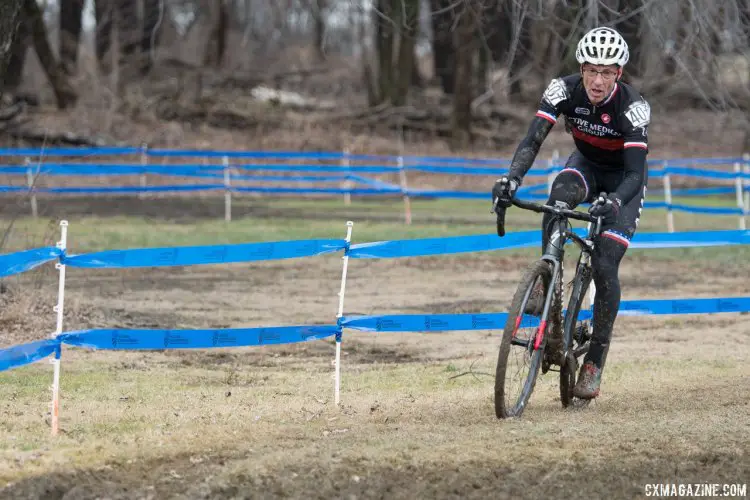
[560,150,648,248]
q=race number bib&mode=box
[542,78,568,106]
[625,101,651,128]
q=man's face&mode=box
[581,64,621,104]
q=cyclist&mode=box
[492,27,650,399]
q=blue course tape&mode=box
[0,186,29,193]
[0,163,225,176]
[617,297,750,316]
[233,163,401,174]
[405,165,554,176]
[59,325,339,350]
[644,201,744,215]
[233,174,347,183]
[667,204,743,215]
[1,295,748,373]
[63,239,347,268]
[42,185,224,194]
[0,147,142,157]
[629,230,750,248]
[667,187,736,196]
[233,186,401,195]
[402,189,550,201]
[348,229,749,259]
[340,297,750,332]
[0,339,61,372]
[0,246,62,278]
[346,174,401,191]
[349,231,543,259]
[401,155,512,166]
[665,166,750,180]
[341,313,509,332]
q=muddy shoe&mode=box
[523,295,544,316]
[573,361,601,399]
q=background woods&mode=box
[0,0,748,151]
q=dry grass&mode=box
[2,63,750,496]
[0,250,749,498]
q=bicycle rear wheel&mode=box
[495,260,552,419]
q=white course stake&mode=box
[25,157,38,218]
[743,154,749,228]
[734,162,746,230]
[342,148,352,206]
[398,156,412,225]
[139,144,148,199]
[51,220,68,436]
[334,221,354,406]
[663,171,674,233]
[223,155,232,221]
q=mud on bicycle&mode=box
[493,196,604,419]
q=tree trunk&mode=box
[664,1,691,78]
[59,0,84,76]
[391,0,419,106]
[451,4,477,150]
[0,0,24,99]
[431,0,455,95]
[411,46,425,88]
[507,1,531,99]
[141,0,161,74]
[617,0,643,79]
[23,0,78,109]
[117,0,139,59]
[311,0,327,62]
[375,0,395,105]
[3,8,28,91]
[484,3,510,63]
[360,5,379,106]
[203,0,229,68]
[95,0,114,74]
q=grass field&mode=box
[1,194,749,499]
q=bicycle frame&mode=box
[509,198,601,354]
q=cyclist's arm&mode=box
[508,78,569,181]
[615,99,650,204]
[507,117,555,181]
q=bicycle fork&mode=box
[532,218,568,351]
[532,260,561,350]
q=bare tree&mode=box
[3,5,29,93]
[451,1,478,149]
[431,0,456,94]
[0,0,24,99]
[203,0,229,67]
[309,0,328,61]
[24,0,78,109]
[59,0,84,75]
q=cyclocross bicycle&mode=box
[493,196,602,419]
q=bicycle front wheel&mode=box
[495,260,552,419]
[560,262,593,408]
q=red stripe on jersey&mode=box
[624,142,648,150]
[571,127,625,151]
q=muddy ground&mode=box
[1,235,749,499]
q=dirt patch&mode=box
[1,225,749,499]
[1,429,746,500]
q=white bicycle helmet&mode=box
[576,27,629,67]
